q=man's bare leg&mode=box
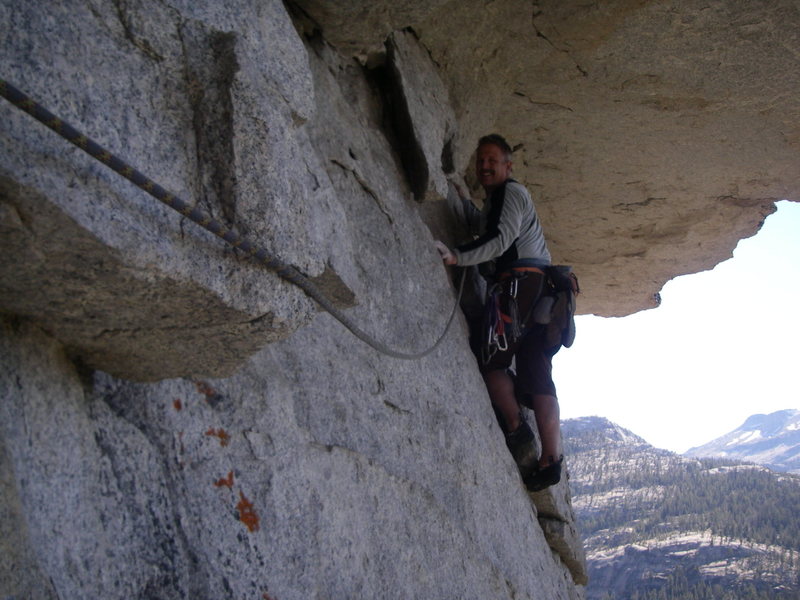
[484,370,538,477]
[484,369,521,431]
[531,393,562,467]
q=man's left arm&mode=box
[452,184,527,266]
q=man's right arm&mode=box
[449,180,482,236]
[461,197,482,236]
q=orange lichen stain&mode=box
[236,490,260,532]
[263,593,277,600]
[205,427,230,447]
[195,380,217,398]
[173,398,183,411]
[214,470,234,488]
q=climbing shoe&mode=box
[524,456,563,492]
[505,419,538,478]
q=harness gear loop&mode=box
[0,78,464,360]
[507,275,522,341]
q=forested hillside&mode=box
[564,417,800,600]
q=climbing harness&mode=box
[0,78,464,360]
[481,266,551,364]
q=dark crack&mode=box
[368,33,430,201]
[513,91,575,112]
[179,21,240,228]
[531,15,588,77]
[112,0,165,62]
[383,400,412,414]
[331,159,394,224]
[613,197,666,210]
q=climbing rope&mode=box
[0,78,464,360]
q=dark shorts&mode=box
[479,271,557,399]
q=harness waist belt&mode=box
[498,266,545,280]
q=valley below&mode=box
[564,416,800,600]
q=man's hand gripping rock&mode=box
[434,240,457,265]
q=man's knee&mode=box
[483,369,513,393]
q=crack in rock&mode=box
[330,159,394,224]
[531,14,588,77]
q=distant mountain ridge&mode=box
[564,416,800,600]
[685,409,800,474]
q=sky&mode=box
[552,200,800,454]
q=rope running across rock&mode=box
[0,78,464,360]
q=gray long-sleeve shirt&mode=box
[454,179,551,272]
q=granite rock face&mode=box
[1,1,584,598]
[2,0,798,598]
[2,317,584,599]
[0,0,345,380]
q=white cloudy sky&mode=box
[553,199,800,454]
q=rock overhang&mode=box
[296,0,800,316]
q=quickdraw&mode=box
[507,276,522,341]
[0,78,464,360]
[482,283,508,364]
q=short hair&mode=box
[477,134,513,160]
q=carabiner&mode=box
[495,332,508,352]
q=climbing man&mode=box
[435,134,571,492]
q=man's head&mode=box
[475,134,513,192]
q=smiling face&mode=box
[475,142,512,192]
